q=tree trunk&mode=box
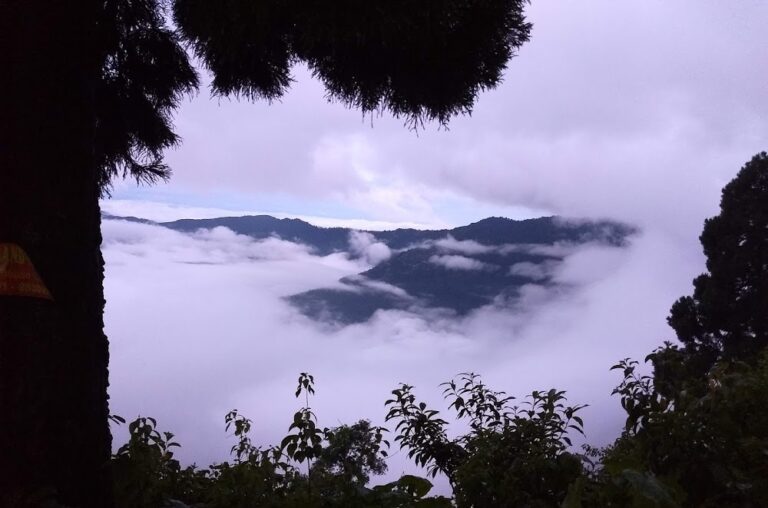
[0,1,112,507]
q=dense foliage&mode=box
[587,153,768,507]
[112,373,452,508]
[173,0,531,126]
[111,358,768,507]
[661,152,768,397]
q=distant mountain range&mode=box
[103,213,635,324]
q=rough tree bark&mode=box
[0,1,112,507]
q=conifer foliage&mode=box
[667,152,768,366]
[173,0,532,126]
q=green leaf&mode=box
[397,474,433,499]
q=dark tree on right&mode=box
[656,152,768,397]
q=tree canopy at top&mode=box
[98,0,532,191]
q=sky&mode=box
[102,0,768,490]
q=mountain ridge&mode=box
[156,214,632,254]
[103,212,635,324]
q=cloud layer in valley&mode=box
[104,217,696,490]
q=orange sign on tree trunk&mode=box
[0,243,53,300]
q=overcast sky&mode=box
[103,0,768,490]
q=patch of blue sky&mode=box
[106,182,550,229]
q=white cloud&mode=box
[344,276,414,300]
[509,261,551,280]
[348,231,392,265]
[428,255,489,271]
[433,235,495,255]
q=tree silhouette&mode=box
[0,1,532,506]
[657,152,768,397]
[601,156,768,506]
[97,0,199,190]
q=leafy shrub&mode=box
[111,373,447,508]
[385,373,588,507]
